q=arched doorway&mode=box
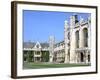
[88,55,90,62]
[80,52,84,62]
[83,28,88,47]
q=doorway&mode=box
[80,52,84,62]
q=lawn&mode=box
[23,62,90,69]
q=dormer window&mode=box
[34,41,41,49]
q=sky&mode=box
[23,10,90,43]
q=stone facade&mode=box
[54,41,65,63]
[64,14,91,64]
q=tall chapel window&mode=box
[83,28,88,47]
[68,32,70,40]
[75,31,79,48]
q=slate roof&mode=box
[23,42,49,48]
[40,43,49,48]
[23,42,36,48]
[55,41,65,47]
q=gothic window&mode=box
[68,32,70,40]
[75,30,79,48]
[83,28,88,47]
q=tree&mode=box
[27,51,34,62]
[41,51,49,62]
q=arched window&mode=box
[68,32,70,40]
[75,30,79,48]
[83,28,88,47]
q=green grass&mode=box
[23,62,90,69]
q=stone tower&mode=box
[64,20,70,63]
[49,36,55,62]
[69,14,78,63]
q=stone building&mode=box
[23,14,91,64]
[64,14,91,64]
[53,41,65,63]
[23,41,49,62]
